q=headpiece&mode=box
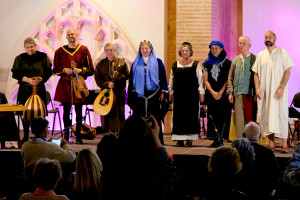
[209,40,224,49]
[139,40,153,50]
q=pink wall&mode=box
[243,0,300,105]
[211,0,239,60]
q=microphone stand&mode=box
[208,114,224,147]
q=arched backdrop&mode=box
[5,0,144,129]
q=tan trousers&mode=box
[234,95,245,138]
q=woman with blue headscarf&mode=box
[202,40,232,141]
[127,40,169,144]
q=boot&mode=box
[75,123,83,144]
[63,129,69,142]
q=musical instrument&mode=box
[93,58,125,116]
[93,88,116,116]
[72,122,96,139]
[23,78,47,123]
[71,61,89,99]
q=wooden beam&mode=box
[164,0,176,133]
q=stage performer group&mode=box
[10,30,295,152]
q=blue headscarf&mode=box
[204,40,226,66]
[132,40,159,97]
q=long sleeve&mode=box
[157,58,169,99]
[196,62,205,95]
[11,56,25,83]
[41,54,53,83]
[81,47,94,78]
[53,49,64,76]
[168,69,174,94]
[94,60,110,89]
[227,64,234,94]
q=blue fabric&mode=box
[132,44,159,97]
[204,50,227,66]
[286,143,300,171]
[209,40,224,49]
[205,40,226,66]
[32,137,47,142]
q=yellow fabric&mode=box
[229,112,236,141]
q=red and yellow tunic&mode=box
[53,44,94,103]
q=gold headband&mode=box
[139,40,153,49]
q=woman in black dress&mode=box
[169,42,205,147]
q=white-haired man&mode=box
[94,43,129,133]
[243,121,280,199]
[227,36,257,138]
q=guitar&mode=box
[94,58,125,116]
[71,61,89,99]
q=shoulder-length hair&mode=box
[73,148,103,199]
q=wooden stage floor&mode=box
[5,131,292,158]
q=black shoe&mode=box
[63,130,69,142]
[209,137,223,148]
[76,139,83,144]
[185,140,192,147]
[176,141,184,147]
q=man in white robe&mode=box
[252,30,294,153]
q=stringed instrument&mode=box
[23,77,46,123]
[94,58,125,116]
[71,60,89,99]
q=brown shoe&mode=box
[282,147,289,154]
[176,141,184,147]
[185,140,192,147]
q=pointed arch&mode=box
[6,0,137,129]
[7,0,136,100]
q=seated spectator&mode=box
[102,115,180,200]
[96,133,118,170]
[66,148,103,200]
[231,138,255,196]
[21,117,76,190]
[282,143,300,199]
[203,146,247,200]
[243,121,280,199]
[232,138,255,167]
[19,158,69,200]
[284,143,300,186]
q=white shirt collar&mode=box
[240,53,251,62]
[143,57,149,64]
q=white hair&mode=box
[243,121,260,141]
[239,36,251,45]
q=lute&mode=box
[23,77,46,123]
[94,58,125,116]
[71,60,89,99]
